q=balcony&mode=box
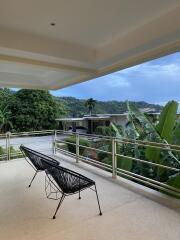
[0,2,180,239]
[0,131,179,240]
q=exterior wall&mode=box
[58,113,180,133]
[61,120,87,131]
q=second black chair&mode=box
[20,145,60,187]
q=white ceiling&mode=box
[0,0,180,89]
[0,0,179,48]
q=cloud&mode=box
[52,52,180,104]
[155,101,168,106]
[104,75,130,88]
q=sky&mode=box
[51,52,180,109]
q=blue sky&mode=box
[51,52,180,109]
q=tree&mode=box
[0,107,13,133]
[10,89,67,131]
[0,88,14,133]
[85,98,96,115]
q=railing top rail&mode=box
[11,130,54,135]
[0,129,179,152]
[56,130,180,151]
[116,138,180,150]
[56,130,113,141]
[0,130,54,135]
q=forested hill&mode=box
[56,97,162,117]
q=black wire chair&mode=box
[45,165,102,219]
[20,145,60,188]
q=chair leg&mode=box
[78,190,81,199]
[78,178,81,199]
[53,194,65,219]
[94,184,102,216]
[28,171,38,188]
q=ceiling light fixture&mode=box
[50,22,56,26]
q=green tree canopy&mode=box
[10,89,67,131]
[0,88,14,132]
[85,98,96,115]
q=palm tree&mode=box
[85,98,96,116]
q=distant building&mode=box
[57,112,180,134]
[56,115,112,134]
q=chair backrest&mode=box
[46,166,95,194]
[20,145,59,171]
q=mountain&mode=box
[56,97,163,117]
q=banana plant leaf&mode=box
[125,113,139,139]
[127,101,179,179]
[127,101,161,141]
[111,122,133,171]
[156,101,178,143]
[166,173,180,199]
[110,122,122,139]
[126,101,161,160]
[146,101,178,164]
[173,121,180,145]
[167,173,180,189]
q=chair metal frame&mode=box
[20,145,60,187]
[45,165,102,219]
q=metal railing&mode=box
[0,130,55,161]
[0,129,179,198]
[54,130,180,198]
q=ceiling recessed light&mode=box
[50,22,56,26]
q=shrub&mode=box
[97,151,108,161]
[65,136,90,156]
[0,146,5,160]
[95,126,115,136]
[0,146,23,161]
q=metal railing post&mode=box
[6,132,11,161]
[112,138,117,179]
[76,133,79,163]
[6,132,8,161]
[53,130,57,155]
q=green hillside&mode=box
[56,96,162,117]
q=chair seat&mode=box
[46,166,95,195]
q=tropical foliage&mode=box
[0,89,14,133]
[94,101,180,197]
[0,146,23,161]
[65,136,90,156]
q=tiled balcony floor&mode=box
[0,155,179,240]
